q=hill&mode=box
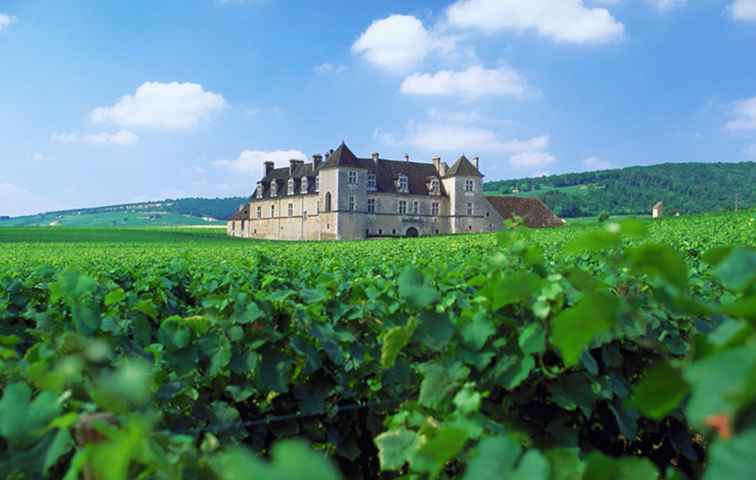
[483,162,756,218]
[0,197,247,227]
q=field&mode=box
[1,211,755,479]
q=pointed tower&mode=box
[317,142,369,239]
[441,155,484,234]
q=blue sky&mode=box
[1,0,755,216]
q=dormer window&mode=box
[256,182,263,199]
[465,179,475,192]
[348,170,358,185]
[397,175,409,193]
[301,177,309,193]
[430,179,440,195]
[271,181,278,197]
[367,174,377,191]
[288,178,295,195]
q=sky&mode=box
[1,0,755,216]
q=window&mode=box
[316,200,320,214]
[271,181,278,197]
[256,206,261,219]
[367,174,377,191]
[367,198,376,213]
[270,205,275,217]
[466,202,474,216]
[301,177,308,193]
[378,229,383,235]
[398,200,407,215]
[325,192,332,212]
[465,179,474,192]
[430,179,440,194]
[413,201,419,214]
[288,203,293,217]
[348,170,358,185]
[288,179,295,195]
[256,182,263,199]
[432,202,439,217]
[303,210,308,220]
[486,211,490,217]
[315,176,320,193]
[398,175,409,193]
[349,196,356,212]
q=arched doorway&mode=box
[405,227,419,237]
[325,192,332,212]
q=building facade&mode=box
[227,143,562,240]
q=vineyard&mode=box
[1,211,755,479]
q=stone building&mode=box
[227,142,562,240]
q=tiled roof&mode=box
[445,155,483,178]
[230,204,250,221]
[486,196,564,228]
[252,143,450,199]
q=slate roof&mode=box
[445,155,483,178]
[252,143,460,200]
[230,204,250,221]
[485,196,564,228]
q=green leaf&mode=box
[519,323,546,355]
[463,436,521,480]
[419,361,470,409]
[511,450,550,480]
[415,311,454,351]
[494,355,536,390]
[381,324,414,369]
[565,229,620,254]
[703,429,756,480]
[399,267,439,309]
[551,293,621,366]
[104,288,126,306]
[259,349,293,393]
[713,247,756,292]
[214,440,340,480]
[629,361,690,420]
[43,429,74,475]
[461,312,496,351]
[544,448,585,480]
[158,317,192,351]
[583,452,658,480]
[411,426,469,478]
[684,346,756,426]
[480,272,542,311]
[0,383,61,449]
[626,244,688,289]
[374,429,417,471]
[453,384,482,415]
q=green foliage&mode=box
[0,211,755,478]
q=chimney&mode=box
[371,152,380,165]
[404,154,410,162]
[289,159,304,176]
[432,155,441,173]
[264,161,274,177]
[473,156,480,170]
[313,154,323,170]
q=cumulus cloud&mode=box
[582,156,616,170]
[725,97,756,131]
[646,0,687,12]
[730,0,756,21]
[314,63,347,74]
[510,151,557,169]
[446,0,624,44]
[0,183,58,217]
[0,13,15,32]
[214,149,306,177]
[400,65,529,100]
[352,15,439,71]
[91,82,227,130]
[52,130,139,146]
[404,123,549,154]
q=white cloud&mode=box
[52,130,139,146]
[582,156,616,170]
[214,149,306,177]
[0,183,58,217]
[0,13,15,32]
[646,0,687,12]
[446,0,624,44]
[388,122,549,154]
[730,0,756,22]
[510,152,557,169]
[426,108,481,124]
[314,63,347,74]
[400,65,529,99]
[352,15,435,71]
[91,82,227,130]
[725,97,756,131]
